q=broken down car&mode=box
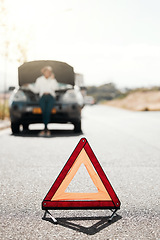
[9,60,84,134]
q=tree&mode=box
[0,0,9,58]
[0,0,32,119]
[87,83,122,103]
[0,0,33,65]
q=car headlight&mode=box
[62,90,78,103]
[61,89,84,105]
[10,90,27,103]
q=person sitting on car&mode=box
[28,66,58,136]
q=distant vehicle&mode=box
[84,96,95,105]
[9,60,84,134]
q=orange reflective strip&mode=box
[32,108,42,114]
[51,149,111,201]
[51,108,56,114]
[32,108,56,114]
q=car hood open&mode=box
[18,60,75,86]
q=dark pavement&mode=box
[0,105,160,239]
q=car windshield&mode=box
[58,83,73,90]
[20,82,73,91]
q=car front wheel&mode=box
[22,124,29,131]
[11,122,20,134]
[74,120,82,133]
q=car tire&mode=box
[74,120,82,133]
[22,124,29,131]
[11,122,20,134]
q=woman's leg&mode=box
[45,95,56,128]
[39,95,48,130]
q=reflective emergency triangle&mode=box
[42,138,121,209]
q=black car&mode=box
[9,60,84,134]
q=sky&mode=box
[0,0,160,89]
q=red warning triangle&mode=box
[42,138,121,210]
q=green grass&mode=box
[0,100,10,119]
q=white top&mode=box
[28,76,59,97]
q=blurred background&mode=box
[1,0,160,120]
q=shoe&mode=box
[38,130,45,136]
[46,130,51,137]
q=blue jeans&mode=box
[39,94,56,130]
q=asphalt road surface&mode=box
[0,105,160,240]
